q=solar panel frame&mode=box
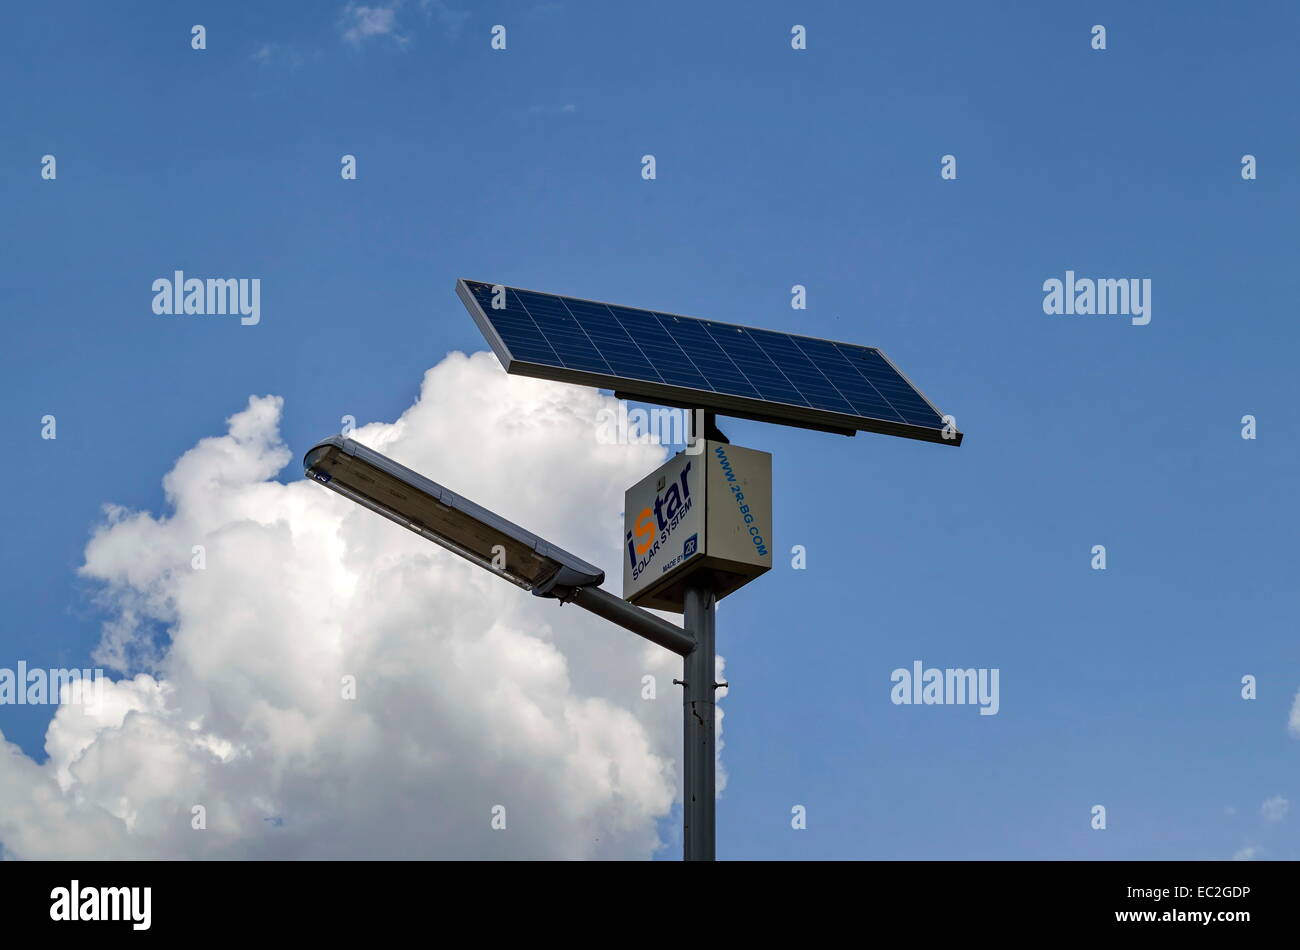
[456,279,963,446]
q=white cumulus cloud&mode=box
[0,351,711,859]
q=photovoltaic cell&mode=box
[457,280,961,445]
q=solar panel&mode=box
[456,280,962,446]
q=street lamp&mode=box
[310,278,962,863]
[303,435,695,657]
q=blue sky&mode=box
[2,1,1298,859]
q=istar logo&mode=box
[626,462,693,578]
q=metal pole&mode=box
[680,408,718,861]
[682,572,717,861]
